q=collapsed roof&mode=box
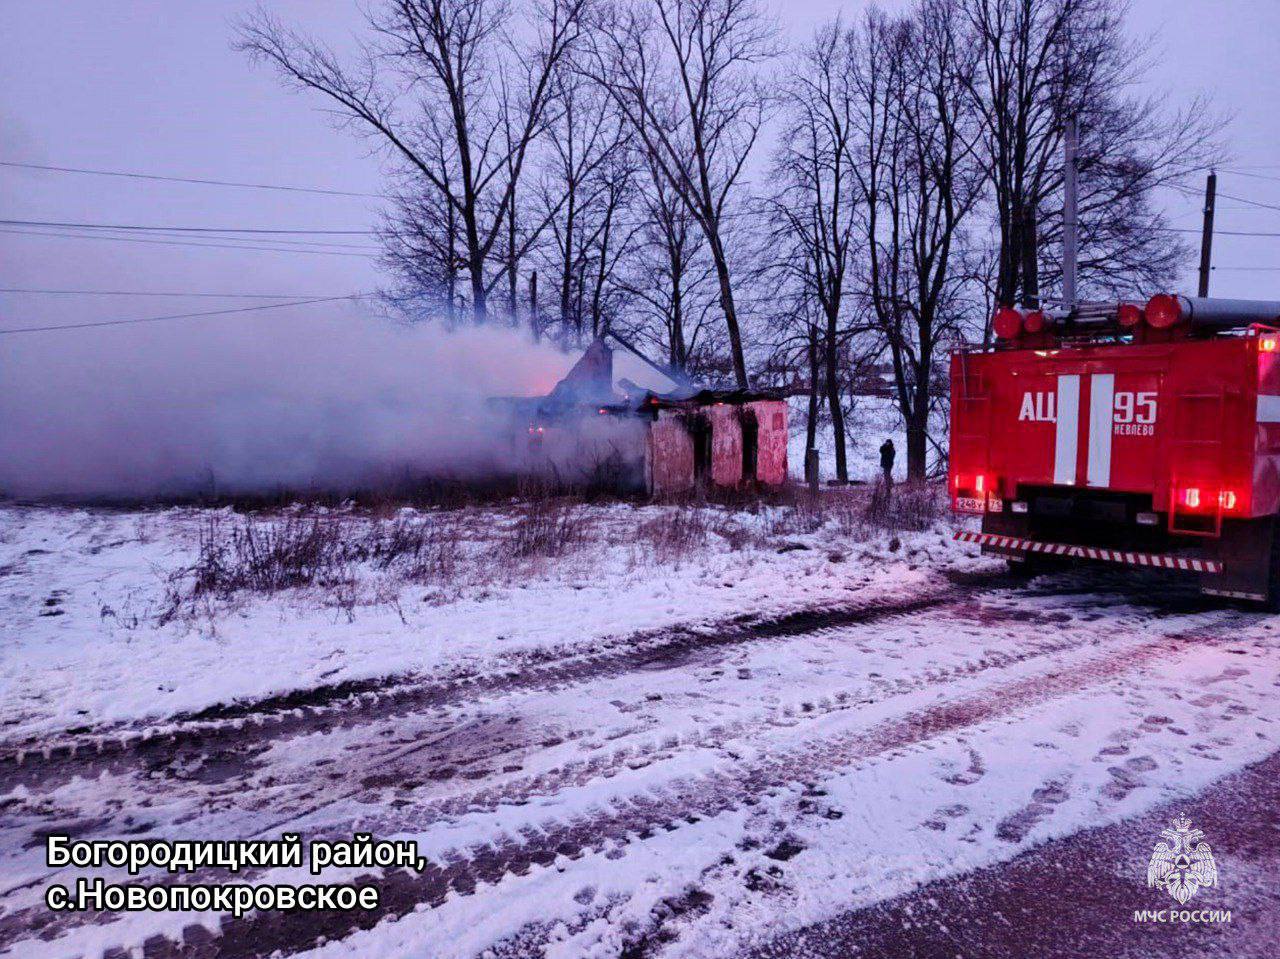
[546,338,781,409]
[490,337,783,425]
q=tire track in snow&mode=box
[0,590,1193,954]
[0,572,1013,790]
[337,605,1204,834]
[0,594,1237,953]
[82,620,1243,959]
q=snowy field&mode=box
[0,491,963,743]
[2,495,1278,958]
[786,394,946,486]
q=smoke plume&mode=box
[0,305,573,500]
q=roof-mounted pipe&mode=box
[1145,294,1280,331]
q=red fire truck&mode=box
[950,294,1280,605]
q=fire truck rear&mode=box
[950,294,1280,605]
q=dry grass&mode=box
[360,514,462,583]
[507,497,586,559]
[159,481,949,622]
[191,515,352,598]
[635,507,713,565]
[862,480,942,532]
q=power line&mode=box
[1157,226,1280,237]
[25,224,381,251]
[1222,169,1280,185]
[0,287,353,298]
[0,217,375,235]
[1165,182,1280,214]
[0,295,371,336]
[1213,190,1280,213]
[1176,184,1280,213]
[0,227,379,257]
[0,160,380,198]
[1212,266,1280,272]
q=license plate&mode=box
[955,496,985,513]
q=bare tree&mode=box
[583,147,641,338]
[962,0,1221,307]
[534,62,632,340]
[618,156,717,374]
[378,157,465,322]
[497,77,531,325]
[850,1,984,481]
[584,0,778,388]
[768,20,868,481]
[238,0,586,323]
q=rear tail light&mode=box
[993,307,1023,340]
[1145,293,1183,329]
[1173,488,1241,514]
[1171,485,1225,536]
[1260,337,1278,353]
[952,474,992,512]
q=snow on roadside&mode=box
[0,497,984,743]
[283,615,1280,959]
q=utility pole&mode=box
[529,270,539,341]
[1062,117,1079,312]
[1198,171,1217,298]
[1020,207,1039,309]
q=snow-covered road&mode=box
[755,749,1280,959]
[3,543,1277,959]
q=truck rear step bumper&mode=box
[954,530,1224,573]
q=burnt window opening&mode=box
[690,416,712,485]
[741,411,759,484]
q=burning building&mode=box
[492,339,788,495]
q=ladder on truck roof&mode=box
[1168,385,1233,537]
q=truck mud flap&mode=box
[1200,518,1275,602]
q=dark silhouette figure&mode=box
[880,438,896,489]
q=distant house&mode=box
[491,339,788,495]
[852,362,898,398]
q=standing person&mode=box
[879,438,896,490]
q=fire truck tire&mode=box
[1006,557,1041,579]
[1006,552,1072,579]
[1264,523,1280,612]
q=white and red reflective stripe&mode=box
[1085,373,1114,488]
[953,530,1223,573]
[1053,375,1081,485]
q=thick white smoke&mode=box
[0,305,574,500]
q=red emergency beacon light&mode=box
[951,294,1280,605]
[992,307,1023,340]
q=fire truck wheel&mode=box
[1005,556,1041,579]
[1264,524,1280,612]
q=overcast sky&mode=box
[1,0,1277,340]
